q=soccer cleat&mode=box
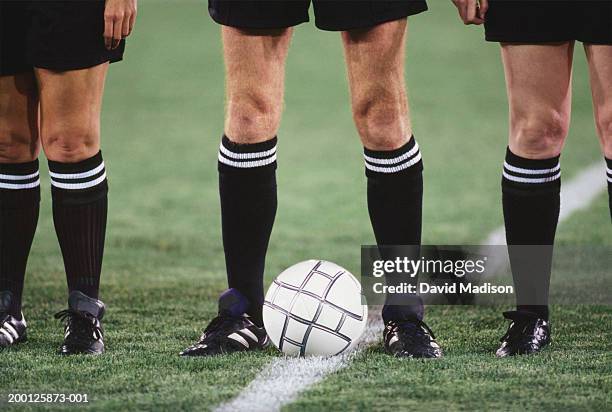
[383,318,443,358]
[496,310,550,357]
[0,291,27,348]
[180,288,269,357]
[54,291,105,355]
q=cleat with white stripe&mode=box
[383,318,443,359]
[0,291,27,348]
[180,289,269,357]
[54,291,105,355]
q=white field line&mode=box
[214,160,607,412]
[214,317,384,412]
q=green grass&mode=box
[1,1,610,411]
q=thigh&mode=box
[222,27,293,141]
[35,64,108,162]
[0,73,40,162]
[584,44,612,155]
[501,43,574,156]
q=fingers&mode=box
[112,16,123,49]
[453,0,486,25]
[467,0,485,25]
[104,1,137,50]
[104,16,114,50]
[122,14,131,38]
[129,13,136,35]
[478,0,489,20]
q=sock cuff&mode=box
[49,152,107,205]
[0,159,40,191]
[218,135,278,173]
[503,148,560,186]
[364,136,423,177]
[606,157,611,183]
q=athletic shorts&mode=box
[485,0,612,44]
[208,0,428,31]
[0,0,125,76]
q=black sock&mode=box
[606,158,611,222]
[502,148,561,320]
[49,152,108,299]
[218,135,277,326]
[364,136,425,322]
[0,160,40,316]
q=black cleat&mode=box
[181,289,269,357]
[383,318,443,358]
[496,310,550,357]
[54,291,105,355]
[0,291,27,348]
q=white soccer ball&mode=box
[263,260,368,356]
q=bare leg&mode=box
[502,43,574,159]
[223,27,292,143]
[36,64,108,162]
[342,19,411,150]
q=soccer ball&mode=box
[263,260,368,356]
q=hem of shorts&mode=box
[579,38,612,45]
[0,66,33,76]
[315,5,428,32]
[486,33,612,45]
[32,56,123,72]
[209,12,310,30]
[486,33,575,43]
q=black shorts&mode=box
[0,0,125,76]
[485,0,612,44]
[209,0,428,31]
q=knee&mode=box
[511,111,569,158]
[351,90,407,150]
[595,110,612,158]
[0,129,39,163]
[43,123,99,162]
[226,92,282,143]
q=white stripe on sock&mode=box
[51,172,106,190]
[219,144,277,160]
[218,153,277,169]
[0,179,40,190]
[503,170,561,184]
[363,143,420,166]
[364,152,422,174]
[48,162,105,180]
[503,161,560,175]
[0,171,39,181]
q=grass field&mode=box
[1,1,610,410]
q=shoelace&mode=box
[54,309,103,345]
[392,319,437,340]
[0,313,8,325]
[500,320,534,343]
[196,314,243,344]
